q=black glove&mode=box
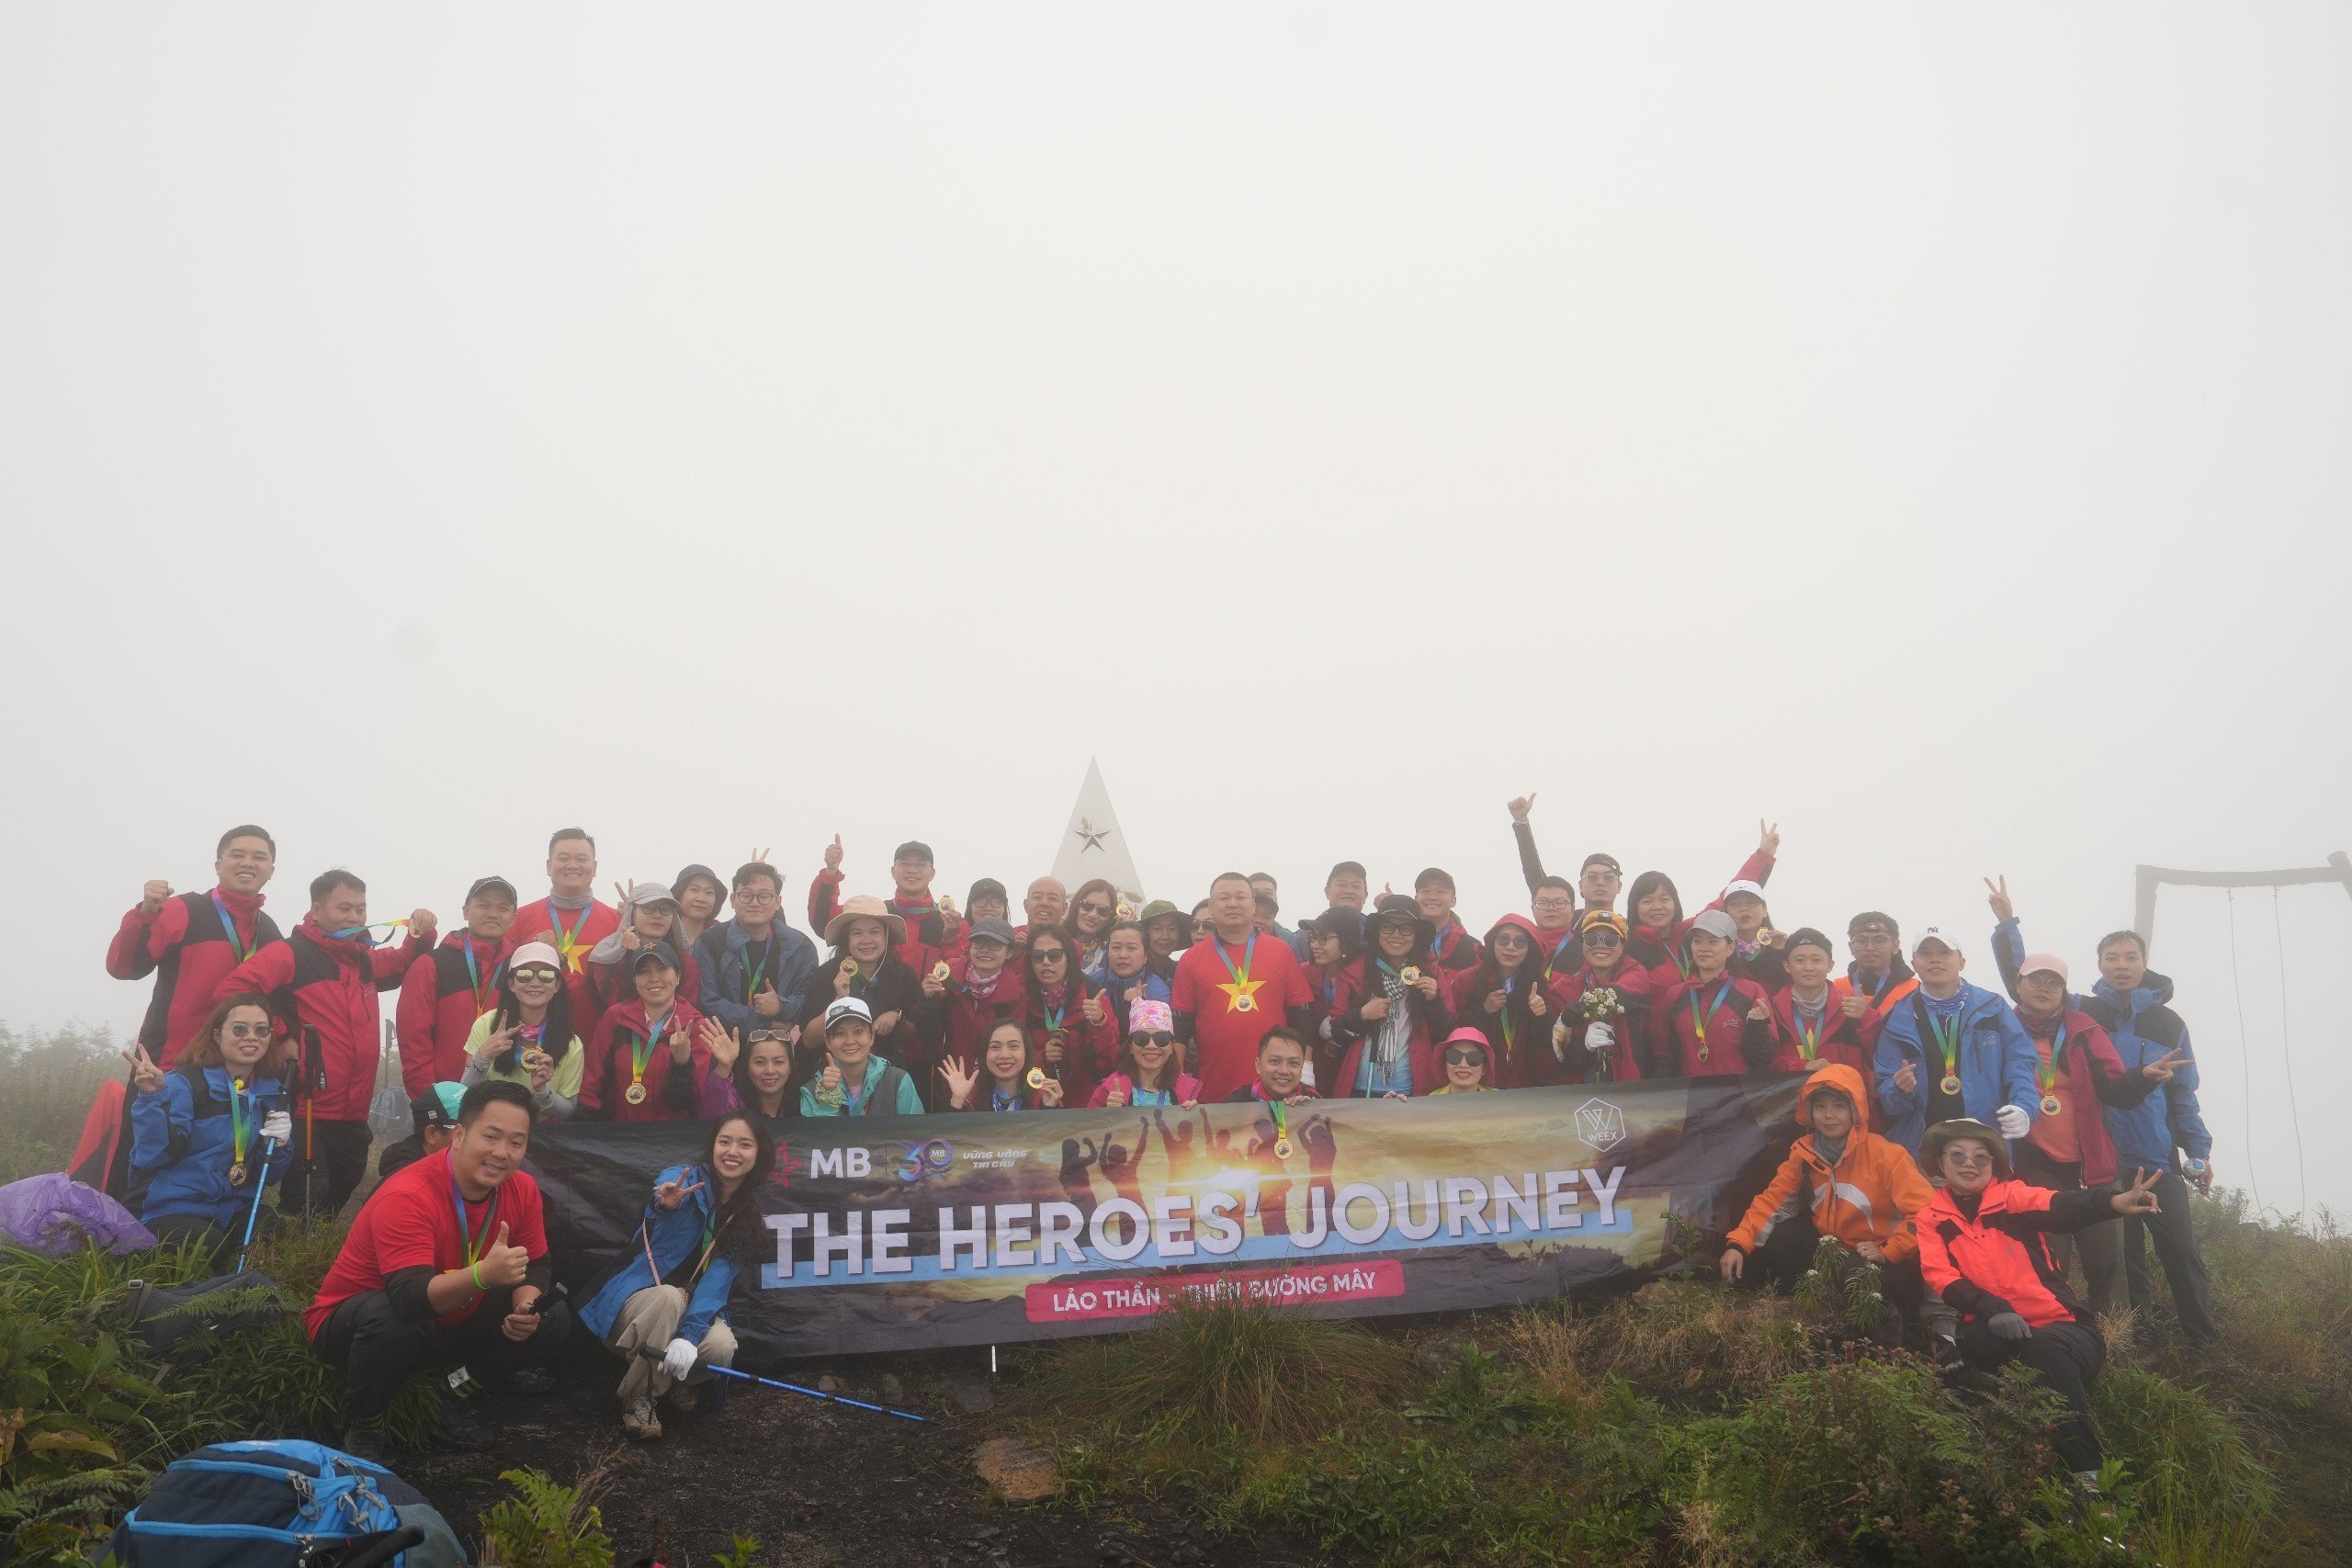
[1933,1335,1964,1373]
[1986,1312,2031,1342]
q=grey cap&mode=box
[1690,908,1738,942]
[968,916,1017,948]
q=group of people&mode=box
[96,805,2225,1483]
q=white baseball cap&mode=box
[1912,927,1963,954]
[823,996,874,1032]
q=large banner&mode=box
[528,1076,1804,1362]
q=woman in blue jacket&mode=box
[127,993,292,1264]
[581,1111,776,1439]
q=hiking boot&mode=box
[435,1391,500,1453]
[2074,1470,2104,1496]
[340,1421,390,1463]
[663,1382,701,1415]
[621,1395,662,1440]
[510,1367,558,1396]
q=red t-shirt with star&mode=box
[1173,931,1313,1102]
[304,1147,548,1338]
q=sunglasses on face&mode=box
[224,1021,272,1040]
[746,1030,789,1044]
[512,966,560,985]
[1443,1047,1487,1067]
[1078,902,1112,918]
[1582,931,1623,947]
[1133,1032,1176,1048]
[1032,949,1068,964]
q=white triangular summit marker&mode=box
[1050,758,1147,909]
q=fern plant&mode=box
[477,1467,616,1568]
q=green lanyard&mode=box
[2035,1024,2070,1097]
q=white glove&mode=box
[1550,1018,1571,1056]
[260,1111,293,1144]
[661,1337,699,1380]
[1995,1103,2031,1140]
[1587,1021,1614,1054]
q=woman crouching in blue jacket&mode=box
[126,993,292,1266]
[580,1111,775,1438]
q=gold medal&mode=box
[227,1161,247,1188]
[1024,1067,1046,1089]
[1232,993,1256,1013]
[625,1080,649,1105]
[841,959,859,981]
[938,896,958,918]
[2041,1094,2063,1117]
[932,961,951,982]
[1400,966,1421,985]
[1697,1047,1710,1063]
[1115,901,1136,921]
[1939,1074,1962,1097]
[1272,1137,1294,1161]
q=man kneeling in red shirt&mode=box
[307,1079,570,1460]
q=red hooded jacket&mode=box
[1024,981,1118,1104]
[1768,984,1877,1116]
[1326,957,1449,1097]
[581,997,709,1122]
[1658,971,1788,1078]
[1548,959,1658,1083]
[395,934,506,1099]
[1443,916,1559,1089]
[217,917,427,1121]
[918,964,1031,1098]
[109,888,283,1067]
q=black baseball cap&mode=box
[467,875,518,904]
[894,840,934,864]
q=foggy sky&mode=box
[3,5,2346,1215]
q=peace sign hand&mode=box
[1984,874,2015,923]
[655,1175,707,1212]
[122,1044,164,1095]
[2110,1168,2164,1217]
[2141,1047,2188,1085]
[1758,820,1781,858]
[480,1017,521,1065]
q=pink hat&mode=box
[2017,952,2069,985]
[1128,998,1174,1036]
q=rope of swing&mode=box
[2268,887,2310,1221]
[2223,889,2264,1216]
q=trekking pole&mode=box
[234,1136,278,1274]
[635,1346,926,1422]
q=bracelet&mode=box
[470,1261,485,1292]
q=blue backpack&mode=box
[100,1439,466,1567]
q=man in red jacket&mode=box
[512,828,617,974]
[808,836,948,949]
[398,876,519,1099]
[107,824,284,1067]
[220,869,435,1216]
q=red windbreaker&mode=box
[1326,957,1448,1097]
[923,966,1031,1089]
[580,998,709,1122]
[1549,961,1658,1083]
[1024,982,1119,1104]
[1427,919,1483,975]
[394,934,505,1098]
[1830,964,1920,1059]
[1768,985,1877,1115]
[108,888,282,1066]
[217,917,426,1121]
[1658,972,1788,1078]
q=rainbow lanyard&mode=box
[1544,931,1576,980]
[741,936,775,1005]
[211,893,254,964]
[1213,931,1258,989]
[548,905,594,965]
[1791,993,1829,1061]
[1375,960,1407,993]
[461,938,503,1011]
[1041,989,1068,1032]
[227,1077,252,1167]
[1498,976,1518,1055]
[2035,1024,2071,1099]
[1928,1011,1962,1079]
[1689,979,1736,1047]
[991,1085,1023,1112]
[629,1010,674,1091]
[450,1169,500,1267]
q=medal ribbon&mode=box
[2035,1022,2070,1098]
[450,1169,501,1267]
[549,904,593,966]
[629,1010,674,1095]
[1042,989,1067,1033]
[461,937,503,1012]
[1499,977,1518,1057]
[1212,931,1258,988]
[1543,930,1576,981]
[1928,1011,1962,1078]
[1270,1098,1288,1145]
[212,893,254,964]
[227,1077,252,1166]
[1689,978,1735,1048]
[1792,994,1828,1062]
[743,936,775,1005]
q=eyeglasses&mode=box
[1133,1032,1176,1048]
[1443,1048,1487,1067]
[1532,897,1575,913]
[224,1021,272,1040]
[1581,931,1623,947]
[512,966,560,985]
[1078,902,1113,918]
[1032,949,1069,964]
[733,890,777,907]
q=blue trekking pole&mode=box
[234,1136,278,1274]
[636,1346,926,1422]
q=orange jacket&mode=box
[1914,1177,2113,1328]
[1725,1063,1933,1264]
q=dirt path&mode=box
[401,1347,1270,1568]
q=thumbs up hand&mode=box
[481,1222,531,1288]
